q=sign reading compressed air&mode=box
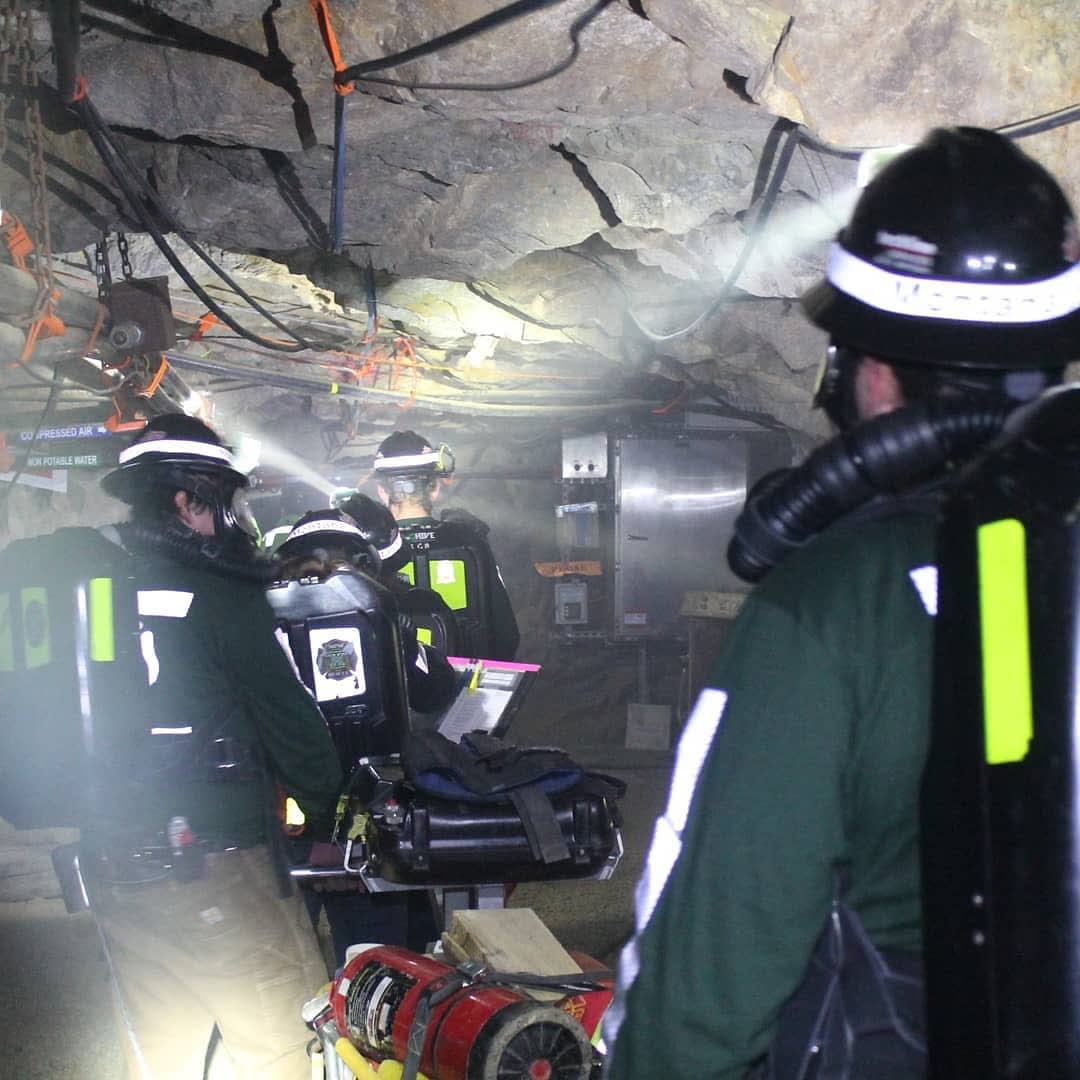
[3,423,123,470]
[15,423,112,442]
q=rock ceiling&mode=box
[1,0,1077,467]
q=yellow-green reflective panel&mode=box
[0,593,12,672]
[21,586,50,669]
[429,559,468,611]
[88,577,115,662]
[416,626,433,646]
[400,562,416,586]
[978,518,1033,765]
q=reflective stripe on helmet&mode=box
[118,438,236,467]
[377,530,403,563]
[826,245,1080,324]
[373,448,441,472]
[286,517,366,543]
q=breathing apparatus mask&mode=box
[813,341,1062,434]
[102,416,260,561]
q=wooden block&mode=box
[441,908,581,1001]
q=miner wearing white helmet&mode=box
[85,412,343,1079]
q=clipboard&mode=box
[436,657,542,742]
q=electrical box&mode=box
[554,580,589,625]
[552,415,792,642]
[561,433,608,480]
[108,276,177,354]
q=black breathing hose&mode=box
[727,398,1013,583]
[118,520,280,583]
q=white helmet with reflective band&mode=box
[102,414,248,506]
[373,430,454,478]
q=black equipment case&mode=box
[301,736,625,891]
[360,770,625,887]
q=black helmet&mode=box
[802,127,1080,371]
[276,508,376,567]
[373,430,455,480]
[102,414,256,541]
[331,491,409,573]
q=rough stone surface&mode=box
[1,0,1072,464]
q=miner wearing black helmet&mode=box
[85,413,344,1079]
[276,500,458,719]
[373,429,520,661]
[604,128,1080,1079]
[274,500,457,965]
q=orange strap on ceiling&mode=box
[1,212,33,270]
[85,302,108,353]
[190,311,219,342]
[392,337,418,408]
[17,290,66,367]
[309,0,354,96]
[136,355,170,398]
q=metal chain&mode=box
[1,0,55,308]
[94,234,113,303]
[117,230,133,279]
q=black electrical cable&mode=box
[48,0,82,103]
[72,93,315,353]
[6,354,121,396]
[795,101,1080,160]
[337,0,568,83]
[330,92,347,255]
[628,118,803,343]
[77,94,313,350]
[337,0,613,94]
[162,349,661,417]
[997,102,1080,139]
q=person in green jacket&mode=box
[603,127,1080,1078]
[84,413,344,1079]
[373,429,521,661]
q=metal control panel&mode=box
[554,417,792,642]
[561,433,608,480]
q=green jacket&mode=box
[100,543,344,849]
[604,509,937,1078]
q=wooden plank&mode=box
[441,908,581,1001]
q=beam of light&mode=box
[215,421,339,500]
[748,184,861,274]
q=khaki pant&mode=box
[89,844,327,1079]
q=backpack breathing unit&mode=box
[921,383,1080,1076]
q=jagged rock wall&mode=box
[3,0,1073,452]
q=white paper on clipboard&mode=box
[436,658,541,743]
